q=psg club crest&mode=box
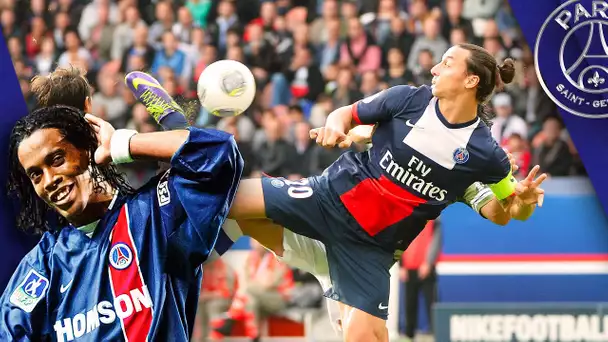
[452,147,469,164]
[535,0,608,118]
[109,243,133,270]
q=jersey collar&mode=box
[434,98,480,129]
[75,191,119,238]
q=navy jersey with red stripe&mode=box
[0,127,243,342]
[327,85,516,250]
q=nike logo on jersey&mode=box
[53,285,153,342]
[379,151,447,201]
[59,280,72,294]
[378,303,389,310]
[406,120,423,129]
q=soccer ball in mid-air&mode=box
[197,60,256,117]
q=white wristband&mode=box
[110,129,138,164]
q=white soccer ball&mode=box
[197,60,256,117]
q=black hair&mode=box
[7,105,134,234]
[457,43,516,127]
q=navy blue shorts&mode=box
[261,174,395,320]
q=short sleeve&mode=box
[155,127,244,266]
[352,85,418,125]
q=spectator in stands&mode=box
[247,0,277,39]
[194,258,238,342]
[309,0,342,46]
[151,31,189,86]
[441,0,475,43]
[400,219,442,342]
[383,47,415,88]
[78,0,118,43]
[382,16,415,69]
[288,120,318,179]
[223,123,256,177]
[111,6,146,62]
[449,26,468,45]
[412,48,434,85]
[340,17,382,74]
[408,16,448,71]
[52,11,71,51]
[505,133,531,179]
[532,116,574,177]
[1,8,20,40]
[85,3,115,64]
[33,38,56,76]
[174,6,199,43]
[92,70,128,126]
[369,0,409,47]
[244,23,278,88]
[207,0,241,58]
[24,17,49,59]
[149,1,175,48]
[360,70,382,97]
[57,29,92,72]
[317,18,341,74]
[186,0,213,29]
[406,0,429,36]
[253,111,295,177]
[120,24,156,73]
[520,65,558,129]
[332,66,362,108]
[7,36,24,64]
[490,92,528,146]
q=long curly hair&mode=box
[7,105,134,234]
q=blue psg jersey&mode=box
[0,127,243,342]
[326,85,516,248]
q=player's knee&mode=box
[343,323,381,342]
[342,310,386,342]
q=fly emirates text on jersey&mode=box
[379,151,447,201]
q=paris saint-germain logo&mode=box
[535,0,608,118]
[453,147,469,164]
[109,243,133,270]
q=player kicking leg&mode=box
[124,72,349,333]
[125,71,537,341]
[221,45,547,342]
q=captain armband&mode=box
[488,171,518,207]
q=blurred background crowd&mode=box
[3,0,588,340]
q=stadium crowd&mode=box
[3,0,588,340]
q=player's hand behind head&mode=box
[515,165,547,207]
[84,114,115,165]
[309,126,349,149]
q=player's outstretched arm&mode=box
[86,114,244,265]
[475,165,546,224]
[313,86,414,148]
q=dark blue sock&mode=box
[159,111,189,130]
